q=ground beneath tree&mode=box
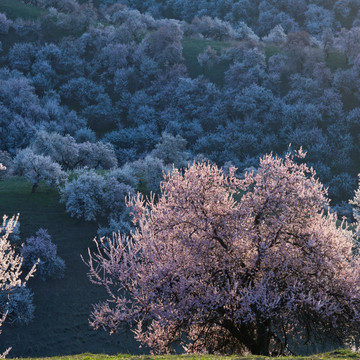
[0,178,142,357]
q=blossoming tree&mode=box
[0,162,36,357]
[85,151,360,355]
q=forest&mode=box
[1,0,360,357]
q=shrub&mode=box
[22,229,65,280]
[0,285,34,326]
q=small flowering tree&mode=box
[349,174,360,242]
[350,175,360,222]
[22,229,65,280]
[85,151,360,356]
[0,214,36,357]
[11,148,66,193]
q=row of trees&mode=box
[20,0,360,38]
[3,128,190,238]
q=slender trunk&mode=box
[31,183,38,193]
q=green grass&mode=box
[182,38,235,86]
[0,0,44,20]
[264,45,281,61]
[325,52,350,72]
[11,349,360,360]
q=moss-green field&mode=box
[182,38,235,85]
[11,349,360,360]
[0,0,44,20]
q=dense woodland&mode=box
[3,0,360,216]
[2,0,360,356]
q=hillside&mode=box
[1,0,360,357]
[0,177,140,357]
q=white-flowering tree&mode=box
[151,133,190,169]
[11,148,67,193]
[60,169,105,221]
[122,155,168,194]
[262,25,287,44]
[0,13,12,35]
[350,175,360,239]
[78,141,118,170]
[85,153,360,356]
[60,168,134,222]
[31,131,117,170]
[0,214,36,357]
[31,130,80,170]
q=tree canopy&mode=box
[85,152,360,355]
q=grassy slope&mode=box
[0,177,140,357]
[0,5,357,359]
[0,0,44,20]
[13,349,360,360]
[182,38,235,86]
[0,180,357,360]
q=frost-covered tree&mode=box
[85,152,360,355]
[151,132,189,168]
[22,229,65,280]
[60,168,134,222]
[60,169,105,221]
[0,13,12,35]
[262,25,287,44]
[11,148,66,193]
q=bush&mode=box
[0,285,34,325]
[22,229,65,280]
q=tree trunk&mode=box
[255,321,271,356]
[31,183,38,193]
